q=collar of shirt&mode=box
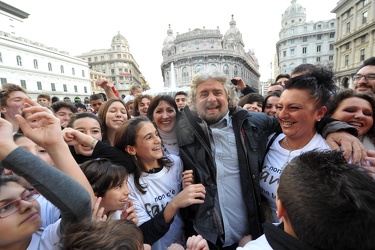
[209,111,231,129]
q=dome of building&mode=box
[224,15,242,42]
[163,24,175,49]
[283,0,305,17]
[281,0,306,28]
[111,31,128,45]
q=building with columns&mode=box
[160,16,260,92]
[275,0,336,78]
[76,32,149,99]
[331,0,375,89]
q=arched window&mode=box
[16,55,22,66]
[195,65,203,73]
[223,64,229,75]
[48,63,53,71]
[182,67,189,82]
[234,65,238,76]
[210,64,217,72]
[33,59,38,69]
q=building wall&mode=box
[0,31,91,102]
[160,18,260,92]
[76,32,149,98]
[332,0,375,89]
[276,1,335,78]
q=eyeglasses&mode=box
[0,191,40,219]
[353,74,375,81]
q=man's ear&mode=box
[276,198,287,220]
[125,145,136,155]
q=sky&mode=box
[8,0,337,90]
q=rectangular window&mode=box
[74,85,78,92]
[94,57,98,62]
[302,58,307,64]
[317,45,321,52]
[51,83,56,91]
[361,35,366,43]
[1,78,7,86]
[290,49,295,56]
[111,69,115,74]
[20,80,26,89]
[330,33,335,38]
[302,47,307,54]
[88,58,91,62]
[345,43,350,49]
[63,84,67,92]
[72,68,75,75]
[117,54,121,59]
[84,86,87,93]
[290,39,295,44]
[346,22,350,33]
[195,41,200,49]
[316,57,321,62]
[283,51,286,57]
[360,49,365,61]
[303,26,307,32]
[290,29,294,35]
[345,55,349,66]
[362,12,368,24]
[363,0,368,5]
[317,34,322,40]
[303,36,307,42]
[317,24,322,29]
[329,44,334,50]
[101,56,104,61]
[37,81,42,90]
[329,55,333,61]
[82,70,85,77]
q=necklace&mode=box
[284,137,303,151]
[283,137,304,166]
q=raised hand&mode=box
[92,197,108,222]
[120,200,139,225]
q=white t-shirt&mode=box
[236,234,273,250]
[26,219,61,250]
[128,154,185,250]
[36,195,60,229]
[260,133,329,222]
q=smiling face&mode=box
[138,98,151,116]
[105,101,128,131]
[100,179,130,214]
[264,96,280,116]
[277,89,326,142]
[331,97,373,137]
[126,122,163,168]
[243,102,262,112]
[72,117,103,156]
[0,182,41,248]
[354,65,375,94]
[152,101,176,133]
[195,78,229,125]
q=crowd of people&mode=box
[1,57,375,250]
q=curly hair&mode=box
[187,70,238,113]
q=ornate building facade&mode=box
[0,2,91,102]
[332,0,375,89]
[76,32,149,98]
[275,0,335,77]
[160,16,260,91]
